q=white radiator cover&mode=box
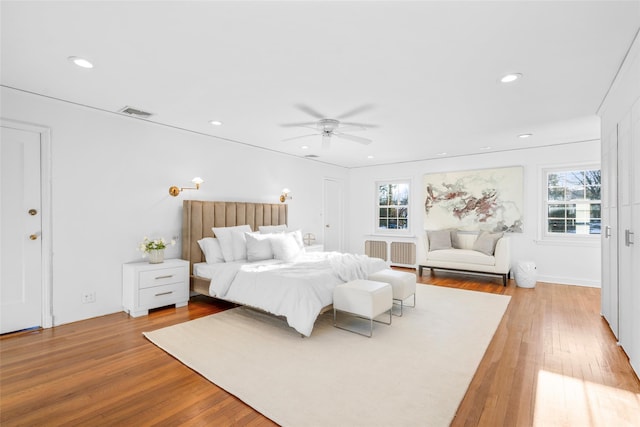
[365,240,416,266]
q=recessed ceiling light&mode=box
[518,133,533,138]
[481,146,492,150]
[209,120,223,126]
[68,56,93,69]
[367,155,374,159]
[301,145,309,150]
[500,73,522,83]
[436,152,447,156]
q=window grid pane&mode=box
[546,168,600,236]
[377,181,410,231]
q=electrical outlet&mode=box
[81,291,96,304]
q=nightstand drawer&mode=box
[139,267,186,289]
[139,282,188,309]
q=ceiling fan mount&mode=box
[318,118,340,132]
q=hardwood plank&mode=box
[2,273,639,426]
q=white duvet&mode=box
[208,251,388,336]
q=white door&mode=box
[323,178,343,252]
[618,98,640,374]
[1,126,43,333]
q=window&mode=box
[545,168,601,236]
[376,180,410,232]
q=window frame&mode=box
[540,163,601,242]
[374,179,411,235]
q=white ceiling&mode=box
[2,1,639,168]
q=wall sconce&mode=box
[280,188,292,203]
[169,177,204,197]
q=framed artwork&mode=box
[423,166,524,232]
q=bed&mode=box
[181,200,388,336]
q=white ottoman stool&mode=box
[368,269,416,316]
[333,279,392,337]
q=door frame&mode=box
[1,118,53,329]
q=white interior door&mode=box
[630,99,640,374]
[1,126,43,333]
[322,178,343,252]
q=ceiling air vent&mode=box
[304,154,319,158]
[118,106,154,119]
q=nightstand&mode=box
[122,258,189,317]
[304,244,325,252]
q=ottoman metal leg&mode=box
[333,308,392,338]
[393,292,416,316]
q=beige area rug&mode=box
[143,284,510,427]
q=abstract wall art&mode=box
[423,166,524,232]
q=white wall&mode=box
[347,141,602,287]
[2,87,347,326]
[1,85,602,328]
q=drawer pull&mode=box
[155,291,173,297]
[155,275,174,280]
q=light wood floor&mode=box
[2,271,639,426]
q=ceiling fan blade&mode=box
[336,104,374,120]
[340,121,379,129]
[295,104,325,119]
[280,122,318,128]
[334,132,372,145]
[282,133,320,142]
[336,125,367,133]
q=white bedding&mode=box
[203,252,387,336]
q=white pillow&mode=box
[270,233,302,261]
[212,225,252,262]
[288,229,304,249]
[197,237,225,264]
[245,232,274,262]
[259,224,288,234]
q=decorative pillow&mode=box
[450,229,462,249]
[245,232,274,262]
[428,229,452,251]
[270,233,302,261]
[259,224,288,234]
[472,231,504,256]
[212,225,252,262]
[197,237,225,264]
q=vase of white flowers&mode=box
[138,237,175,264]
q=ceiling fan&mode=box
[281,104,377,149]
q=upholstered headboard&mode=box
[182,200,288,275]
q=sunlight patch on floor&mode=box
[533,369,640,426]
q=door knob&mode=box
[325,224,330,228]
[29,234,38,240]
[28,209,38,216]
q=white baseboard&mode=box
[536,274,601,288]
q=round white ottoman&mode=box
[333,279,392,337]
[368,269,417,316]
